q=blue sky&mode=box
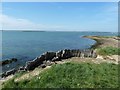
[1,2,118,32]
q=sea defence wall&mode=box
[1,49,97,78]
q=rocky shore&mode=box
[1,49,97,78]
[0,58,17,66]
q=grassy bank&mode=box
[2,62,119,89]
[97,47,120,56]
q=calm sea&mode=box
[1,31,118,72]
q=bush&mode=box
[2,62,119,88]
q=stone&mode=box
[44,52,56,60]
[71,49,81,57]
[91,50,97,58]
[46,61,52,66]
[61,49,72,59]
[18,66,26,72]
[52,57,60,61]
[25,55,45,71]
[19,66,25,70]
[40,64,46,68]
[1,72,6,78]
[0,58,17,66]
[5,68,17,77]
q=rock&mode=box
[25,51,56,71]
[71,49,81,57]
[40,64,46,68]
[43,60,47,64]
[0,58,17,66]
[82,50,92,57]
[55,50,64,60]
[79,49,97,58]
[18,66,26,72]
[44,52,56,60]
[25,55,45,71]
[2,68,17,77]
[43,60,52,66]
[1,72,6,78]
[80,51,85,58]
[46,60,52,66]
[19,66,25,70]
[24,49,97,71]
[52,57,60,61]
[61,49,72,59]
[91,50,97,58]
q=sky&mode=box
[1,2,118,32]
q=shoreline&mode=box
[1,36,119,76]
[1,49,97,77]
[83,36,119,49]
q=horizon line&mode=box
[0,30,118,33]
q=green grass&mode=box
[97,47,120,55]
[2,62,119,89]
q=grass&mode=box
[97,47,120,55]
[2,62,119,89]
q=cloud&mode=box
[0,14,63,31]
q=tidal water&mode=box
[1,31,118,72]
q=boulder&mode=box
[56,50,63,59]
[4,68,17,77]
[19,66,25,70]
[46,61,52,66]
[44,52,56,60]
[18,66,26,72]
[52,56,60,61]
[0,58,17,66]
[82,50,92,57]
[91,50,97,58]
[40,64,46,68]
[25,55,45,71]
[61,49,72,59]
[71,49,81,57]
[1,72,6,78]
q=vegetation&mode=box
[2,62,119,89]
[97,47,120,55]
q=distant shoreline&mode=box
[1,30,46,32]
[0,30,118,33]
